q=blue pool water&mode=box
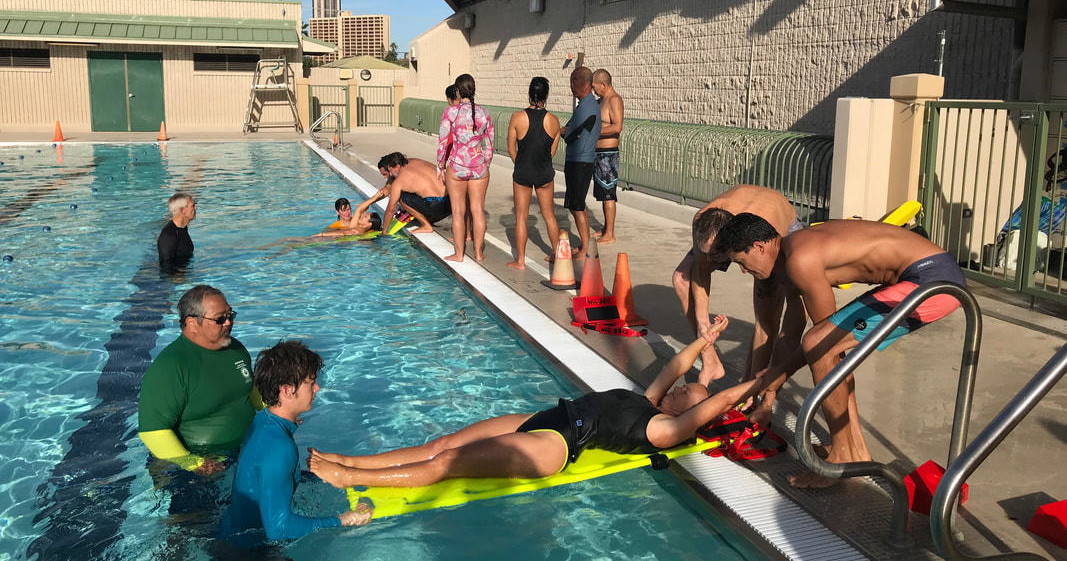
[0,142,764,560]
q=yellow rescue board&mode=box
[346,438,722,518]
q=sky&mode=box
[300,0,457,54]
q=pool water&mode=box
[0,142,764,561]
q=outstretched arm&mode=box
[645,315,727,405]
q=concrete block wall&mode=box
[458,0,1014,135]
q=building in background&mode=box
[308,12,389,64]
[312,0,340,19]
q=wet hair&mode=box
[454,73,477,128]
[377,152,408,171]
[692,208,734,251]
[592,68,612,86]
[167,193,193,214]
[445,84,458,102]
[177,284,224,328]
[335,197,351,211]
[528,77,549,106]
[369,212,382,231]
[254,340,322,407]
[713,212,780,255]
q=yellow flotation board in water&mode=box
[346,437,723,518]
[386,213,413,235]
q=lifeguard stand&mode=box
[243,58,302,133]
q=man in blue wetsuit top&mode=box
[560,66,602,255]
[221,340,372,541]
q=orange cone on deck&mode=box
[613,252,647,326]
[157,121,168,141]
[577,236,604,298]
[541,231,578,290]
[52,121,65,142]
[332,132,339,147]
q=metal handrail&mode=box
[310,110,344,148]
[794,281,982,547]
[929,344,1067,561]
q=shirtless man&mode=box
[378,152,451,234]
[317,195,383,238]
[592,69,623,245]
[715,215,966,488]
[672,184,805,385]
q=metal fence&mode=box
[397,98,833,223]
[356,85,394,127]
[309,85,349,132]
[919,101,1067,305]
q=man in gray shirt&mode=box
[561,67,602,254]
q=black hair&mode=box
[455,73,477,128]
[369,212,382,231]
[335,197,351,211]
[692,207,734,251]
[528,77,549,106]
[177,284,224,328]
[713,212,780,255]
[377,152,408,170]
[445,84,458,102]
[254,340,322,407]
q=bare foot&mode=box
[444,253,463,262]
[506,260,525,269]
[309,454,353,489]
[307,447,358,468]
[412,226,433,234]
[570,246,582,257]
[544,254,554,263]
[594,232,616,244]
[474,253,485,262]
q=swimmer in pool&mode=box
[308,317,756,489]
[318,194,385,238]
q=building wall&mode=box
[405,20,471,103]
[308,14,389,64]
[2,0,301,24]
[0,42,299,131]
[448,0,1015,135]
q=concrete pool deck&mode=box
[4,127,1065,560]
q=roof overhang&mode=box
[300,34,336,54]
[0,10,301,49]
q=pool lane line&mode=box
[308,140,870,561]
[27,249,172,561]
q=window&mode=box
[0,48,50,68]
[193,53,259,72]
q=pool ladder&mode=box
[794,281,1064,559]
[310,111,346,149]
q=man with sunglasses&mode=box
[138,285,263,477]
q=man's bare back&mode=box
[699,185,795,253]
[783,220,946,289]
[393,158,446,199]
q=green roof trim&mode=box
[0,10,300,47]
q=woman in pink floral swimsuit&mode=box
[437,74,495,262]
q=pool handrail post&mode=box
[929,344,1067,561]
[794,281,982,549]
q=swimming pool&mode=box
[0,142,768,560]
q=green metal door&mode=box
[88,52,165,132]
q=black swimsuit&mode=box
[517,389,661,463]
[512,108,555,187]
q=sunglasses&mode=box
[188,310,237,325]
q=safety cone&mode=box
[613,252,648,326]
[540,231,578,290]
[157,121,168,141]
[52,121,65,142]
[332,132,339,147]
[577,236,604,298]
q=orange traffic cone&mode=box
[332,132,339,147]
[52,121,65,142]
[613,252,647,326]
[577,236,604,298]
[541,231,578,290]
[157,121,168,141]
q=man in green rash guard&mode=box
[138,285,263,475]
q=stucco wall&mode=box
[450,0,1014,135]
[406,19,472,102]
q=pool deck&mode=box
[5,128,1066,560]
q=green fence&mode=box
[919,101,1067,305]
[398,98,833,223]
[309,85,349,131]
[356,85,393,127]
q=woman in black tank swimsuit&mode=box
[505,77,562,270]
[308,317,763,490]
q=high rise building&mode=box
[308,12,390,64]
[312,0,340,19]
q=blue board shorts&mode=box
[593,148,619,202]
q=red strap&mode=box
[570,319,647,338]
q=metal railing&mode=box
[309,110,345,149]
[930,344,1067,561]
[794,282,982,547]
[397,98,833,222]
